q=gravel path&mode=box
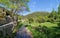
[14,25,33,38]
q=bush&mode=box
[28,18,34,24]
[57,22,60,29]
[37,17,46,23]
[28,24,60,38]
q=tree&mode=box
[48,9,57,22]
[57,4,60,22]
[28,17,34,24]
[0,0,29,11]
[0,0,29,21]
[37,16,46,23]
[58,4,60,14]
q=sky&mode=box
[0,0,60,15]
[22,0,60,15]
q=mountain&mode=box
[23,12,50,19]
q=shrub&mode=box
[57,22,60,29]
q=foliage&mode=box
[36,16,48,23]
[28,24,60,38]
[28,17,34,23]
[0,0,29,11]
[24,12,49,23]
[40,22,57,28]
[58,5,60,14]
[13,4,60,38]
[57,22,60,29]
[0,1,60,38]
[0,0,30,21]
[57,4,60,22]
[48,9,58,23]
[14,4,60,38]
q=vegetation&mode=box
[0,0,60,38]
[18,4,60,38]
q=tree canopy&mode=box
[0,0,29,13]
[58,4,60,14]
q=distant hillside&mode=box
[23,12,50,19]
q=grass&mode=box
[31,22,40,27]
[28,22,58,28]
[12,21,59,38]
[40,22,58,28]
[27,22,60,38]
